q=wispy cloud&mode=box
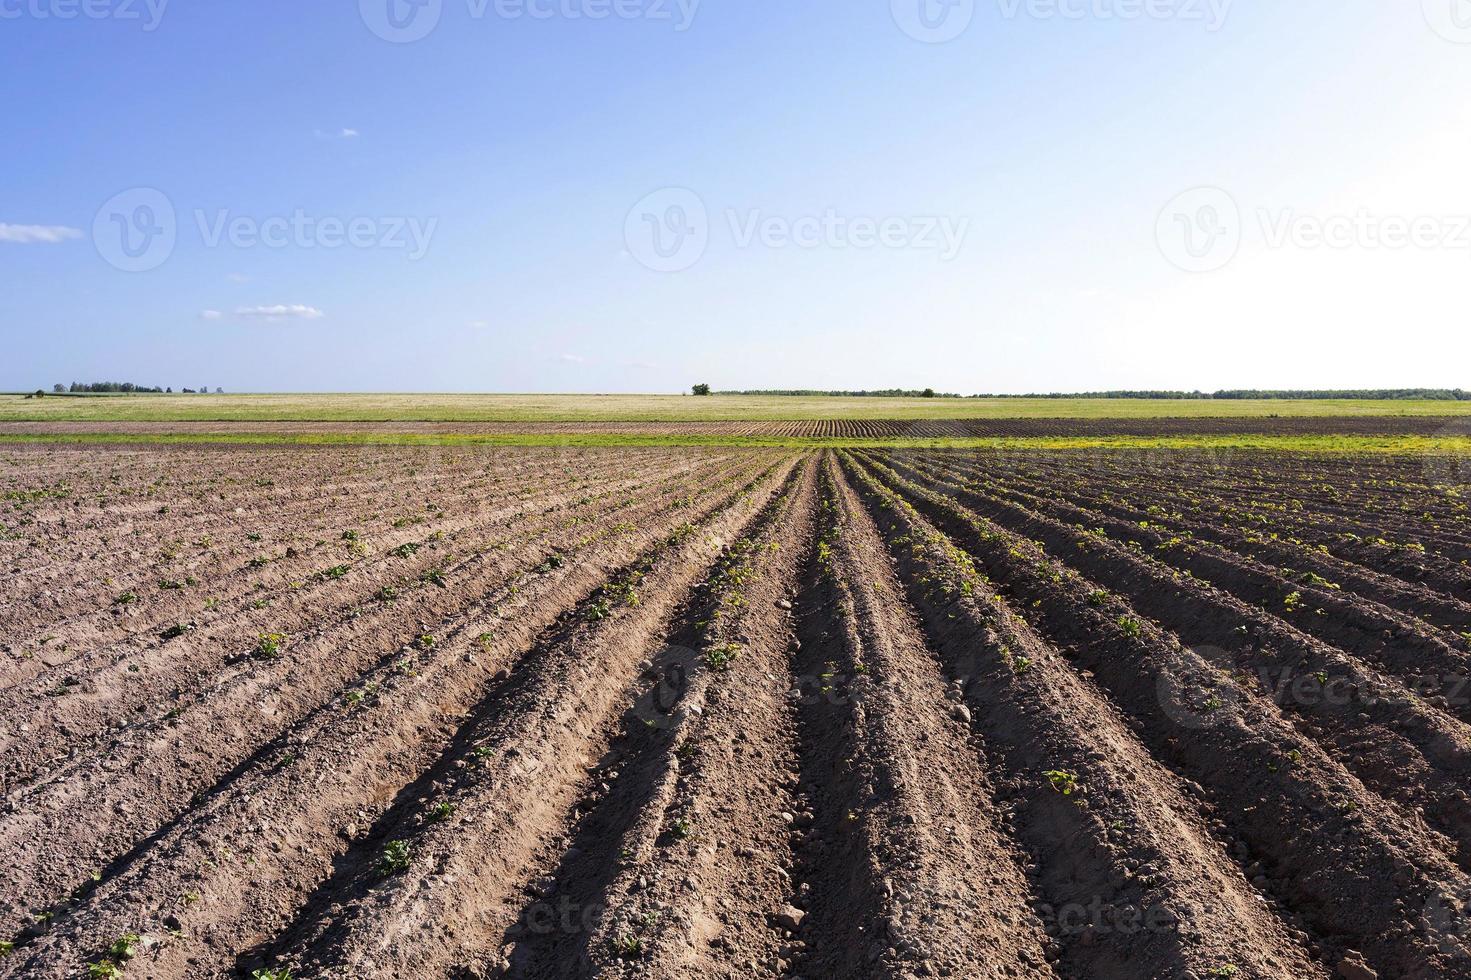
[234,305,325,321]
[314,127,360,139]
[0,223,83,244]
[199,310,223,320]
[557,353,588,364]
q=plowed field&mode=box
[3,444,1470,979]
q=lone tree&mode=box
[922,388,937,398]
[692,384,712,396]
[52,384,65,393]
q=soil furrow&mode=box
[846,450,1471,979]
[844,454,1327,978]
[0,457,786,972]
[0,457,759,925]
[252,458,801,979]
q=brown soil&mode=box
[2,444,1468,980]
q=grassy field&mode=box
[6,392,1471,422]
[2,431,1470,455]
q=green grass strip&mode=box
[2,432,1470,454]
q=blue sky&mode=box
[3,0,1470,393]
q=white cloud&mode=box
[557,353,587,364]
[235,305,325,321]
[199,310,223,320]
[0,223,83,244]
[468,320,489,328]
[314,128,360,139]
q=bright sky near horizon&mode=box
[3,0,1471,394]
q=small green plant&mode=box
[705,644,741,672]
[107,933,142,961]
[160,622,193,640]
[611,933,644,958]
[671,816,693,840]
[1283,591,1303,613]
[1086,589,1109,607]
[87,962,123,979]
[585,597,612,622]
[0,940,13,957]
[1116,615,1142,638]
[254,633,286,659]
[341,530,360,542]
[252,969,294,980]
[1208,967,1239,978]
[1044,770,1079,796]
[393,543,419,558]
[1012,656,1033,675]
[415,634,435,650]
[426,800,455,823]
[1203,694,1225,712]
[319,564,350,581]
[113,591,138,606]
[375,840,412,877]
[376,585,399,602]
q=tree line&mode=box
[46,383,224,394]
[969,389,1471,400]
[714,388,961,398]
[714,388,1471,401]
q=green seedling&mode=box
[705,644,741,672]
[1044,770,1080,796]
[107,933,141,961]
[611,933,643,958]
[375,840,412,877]
[254,633,286,659]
